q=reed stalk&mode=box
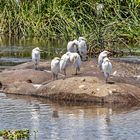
[0,0,139,51]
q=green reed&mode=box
[0,0,140,51]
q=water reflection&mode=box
[30,107,40,140]
[0,35,67,68]
[1,35,140,70]
[1,93,140,140]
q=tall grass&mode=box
[0,0,140,51]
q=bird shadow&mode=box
[107,81,115,84]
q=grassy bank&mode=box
[0,0,140,50]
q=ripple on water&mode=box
[1,93,140,140]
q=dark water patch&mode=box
[112,56,140,64]
[0,57,31,63]
[0,57,31,70]
[0,36,68,70]
[0,36,67,59]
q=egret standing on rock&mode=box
[60,52,71,76]
[69,52,81,75]
[60,52,81,76]
[98,50,110,70]
[67,39,79,53]
[78,37,88,61]
[67,37,88,61]
[32,47,42,70]
[51,57,60,80]
[102,57,112,83]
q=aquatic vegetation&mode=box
[0,129,29,140]
[0,0,140,53]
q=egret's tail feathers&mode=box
[73,55,78,64]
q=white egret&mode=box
[102,57,112,83]
[60,52,81,76]
[32,47,42,70]
[98,50,110,70]
[67,39,79,53]
[69,52,81,75]
[67,37,88,61]
[60,52,71,76]
[78,36,86,42]
[51,57,60,80]
[78,38,88,61]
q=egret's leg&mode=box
[105,73,109,83]
[63,69,66,80]
[105,77,108,83]
[34,63,37,70]
[75,68,78,75]
[56,74,58,80]
[64,69,66,76]
[35,59,38,70]
[52,73,55,81]
[36,64,38,70]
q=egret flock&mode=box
[32,37,112,83]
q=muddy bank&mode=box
[37,76,140,105]
[0,59,140,105]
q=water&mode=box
[1,35,140,68]
[1,36,140,139]
[113,56,140,64]
[0,36,67,69]
[0,93,140,140]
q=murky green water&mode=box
[0,36,67,69]
[0,35,140,68]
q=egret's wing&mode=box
[51,60,60,74]
[60,55,70,71]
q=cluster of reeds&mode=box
[0,0,140,50]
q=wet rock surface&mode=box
[0,59,140,105]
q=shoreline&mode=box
[0,59,140,106]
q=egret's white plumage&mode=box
[51,57,60,80]
[32,47,41,70]
[78,39,88,61]
[67,39,79,53]
[59,52,81,76]
[98,50,110,70]
[60,52,71,76]
[78,36,86,42]
[69,52,81,75]
[102,57,112,83]
[67,37,88,61]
